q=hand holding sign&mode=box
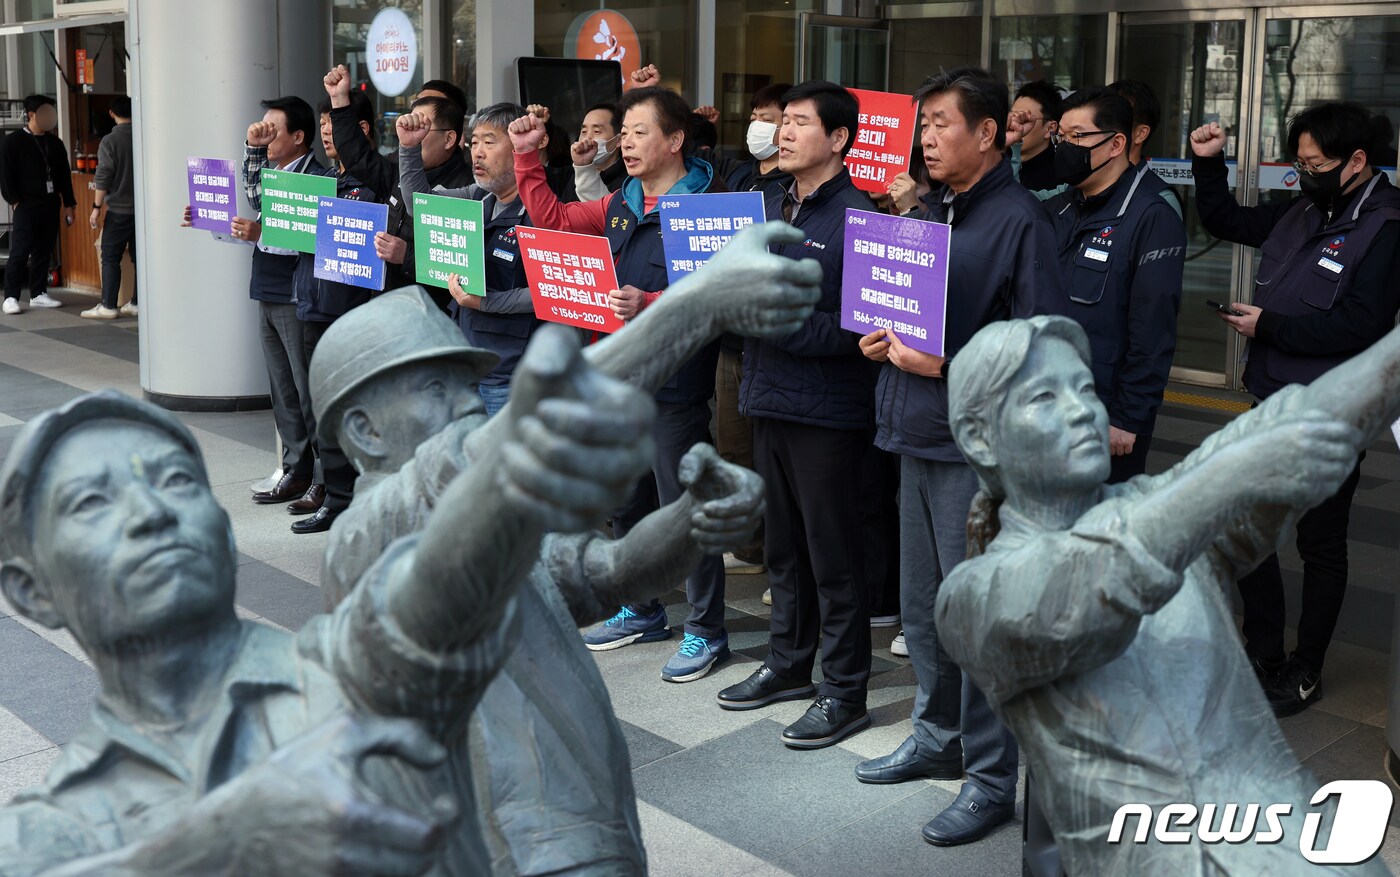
[314,197,390,290]
[840,209,950,356]
[517,227,625,333]
[609,286,647,321]
[186,157,239,235]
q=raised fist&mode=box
[526,104,551,124]
[571,137,600,167]
[631,64,660,89]
[324,64,353,108]
[508,113,548,155]
[1190,121,1228,158]
[1005,109,1035,150]
[397,111,433,149]
[694,105,720,124]
[247,120,277,147]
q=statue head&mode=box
[0,392,238,656]
[949,316,1110,552]
[309,287,500,475]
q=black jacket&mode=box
[1,129,76,207]
[1042,163,1186,435]
[726,157,795,201]
[738,169,877,431]
[294,166,378,323]
[875,159,1059,461]
[452,193,541,387]
[1194,153,1400,397]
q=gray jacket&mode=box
[94,122,134,213]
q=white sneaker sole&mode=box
[584,629,670,652]
[29,299,62,309]
[663,649,729,683]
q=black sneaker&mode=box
[1251,656,1286,688]
[781,696,870,749]
[1266,660,1321,718]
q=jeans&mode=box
[100,210,137,310]
[479,382,511,418]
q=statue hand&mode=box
[696,221,822,339]
[498,325,656,532]
[1228,409,1360,508]
[678,443,764,554]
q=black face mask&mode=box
[1054,135,1116,187]
[1298,159,1360,214]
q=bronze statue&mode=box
[936,314,1396,876]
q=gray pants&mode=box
[258,301,315,478]
[900,454,1019,804]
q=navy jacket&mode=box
[739,169,876,431]
[452,194,540,387]
[294,167,378,323]
[1043,163,1185,435]
[1194,153,1400,398]
[726,158,795,201]
[875,159,1059,462]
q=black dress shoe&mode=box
[253,471,312,505]
[856,735,963,784]
[287,483,327,516]
[921,784,1015,846]
[291,506,339,534]
[781,696,870,749]
[716,665,815,711]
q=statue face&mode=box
[351,360,486,472]
[30,423,235,652]
[992,337,1110,497]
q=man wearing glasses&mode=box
[1040,86,1186,484]
[1009,80,1062,191]
[1190,101,1400,718]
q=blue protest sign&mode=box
[314,197,390,290]
[658,192,767,283]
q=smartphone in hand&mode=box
[1205,299,1246,317]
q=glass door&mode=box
[798,13,889,90]
[1118,10,1257,389]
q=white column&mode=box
[128,0,329,408]
[476,0,533,107]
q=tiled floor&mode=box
[1,288,1398,875]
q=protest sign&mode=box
[413,192,486,293]
[840,208,949,356]
[260,169,335,253]
[845,89,917,194]
[313,197,390,290]
[658,192,766,283]
[186,157,238,234]
[516,226,624,334]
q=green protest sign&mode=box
[261,169,336,253]
[413,192,486,294]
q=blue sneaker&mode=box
[582,606,671,652]
[661,632,731,683]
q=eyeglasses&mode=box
[1291,157,1343,177]
[1050,130,1115,147]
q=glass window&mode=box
[451,0,476,107]
[991,15,1106,92]
[534,0,696,99]
[890,17,982,95]
[334,0,426,152]
[713,0,809,151]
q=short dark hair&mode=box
[616,86,693,141]
[318,91,375,133]
[260,95,316,152]
[751,82,792,112]
[584,102,619,133]
[1014,80,1062,122]
[109,95,132,119]
[22,94,55,118]
[1108,79,1161,136]
[419,79,468,113]
[1288,102,1375,164]
[914,67,1008,150]
[1058,86,1134,138]
[412,94,465,140]
[780,80,860,156]
[688,113,718,151]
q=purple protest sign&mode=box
[186,157,238,234]
[839,208,950,356]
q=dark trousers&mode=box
[5,199,59,301]
[861,443,901,618]
[99,210,137,309]
[755,417,870,703]
[303,319,358,512]
[258,301,315,478]
[1108,431,1153,484]
[1237,453,1364,674]
[900,455,1019,804]
[617,400,726,639]
[714,348,763,562]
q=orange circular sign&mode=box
[568,10,641,87]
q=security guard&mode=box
[1190,101,1400,717]
[1042,87,1185,482]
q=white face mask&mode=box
[746,120,779,160]
[592,136,618,166]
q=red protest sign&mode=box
[517,226,626,334]
[846,88,917,194]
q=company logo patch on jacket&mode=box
[1324,235,1346,256]
[802,238,827,250]
[1091,226,1116,247]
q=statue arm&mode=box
[1290,319,1400,446]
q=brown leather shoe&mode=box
[286,484,327,515]
[252,471,312,504]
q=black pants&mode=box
[754,417,870,703]
[100,210,137,309]
[1237,453,1364,674]
[1108,432,1153,484]
[617,400,726,639]
[5,199,59,301]
[303,319,358,513]
[860,442,901,618]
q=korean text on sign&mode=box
[839,208,950,356]
[186,157,239,235]
[845,89,918,194]
[516,227,624,334]
[313,197,390,291]
[260,169,336,253]
[413,192,486,293]
[657,192,767,283]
